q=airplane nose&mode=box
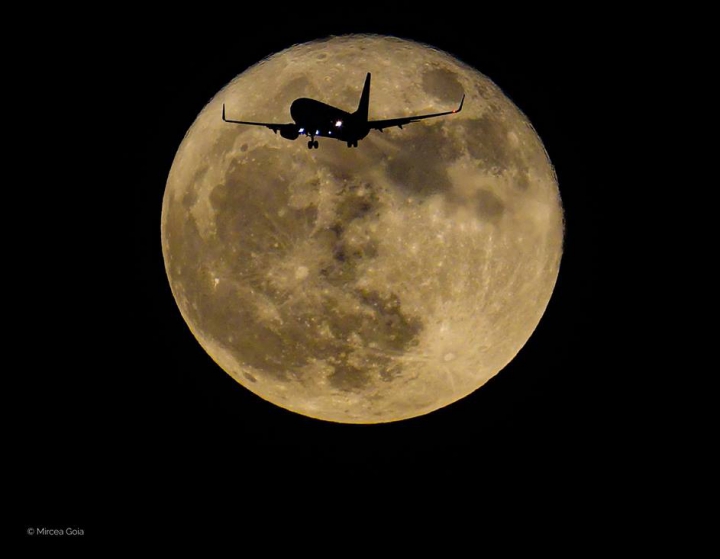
[290,99,307,122]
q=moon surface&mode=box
[161,35,563,423]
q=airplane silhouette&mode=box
[222,72,464,149]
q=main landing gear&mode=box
[346,140,358,148]
[307,139,319,149]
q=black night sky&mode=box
[17,9,625,539]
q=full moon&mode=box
[161,35,563,423]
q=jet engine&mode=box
[279,126,300,140]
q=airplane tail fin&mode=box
[354,73,371,122]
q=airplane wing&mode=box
[368,95,465,131]
[222,104,296,135]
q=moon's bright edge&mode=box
[161,35,564,423]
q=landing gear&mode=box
[346,140,358,148]
[307,139,319,149]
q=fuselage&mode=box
[290,98,369,145]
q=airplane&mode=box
[222,72,464,149]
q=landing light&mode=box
[335,120,343,128]
[299,128,305,134]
